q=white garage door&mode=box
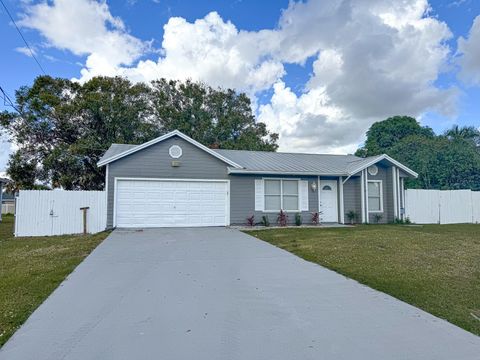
[115,179,229,228]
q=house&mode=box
[98,130,417,228]
[0,178,11,221]
[1,191,15,215]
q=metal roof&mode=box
[214,149,365,175]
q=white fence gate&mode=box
[405,189,480,224]
[15,190,107,237]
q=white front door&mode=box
[320,179,338,222]
[115,179,229,228]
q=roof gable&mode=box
[347,154,418,178]
[97,130,243,168]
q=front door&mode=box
[319,179,338,222]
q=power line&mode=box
[0,0,46,75]
[0,85,20,114]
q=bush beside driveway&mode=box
[0,215,109,347]
[246,224,480,336]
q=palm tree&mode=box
[444,125,480,147]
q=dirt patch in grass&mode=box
[246,224,480,336]
[0,216,109,347]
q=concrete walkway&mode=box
[1,228,479,359]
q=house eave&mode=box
[227,168,349,177]
[348,154,418,178]
[97,130,244,169]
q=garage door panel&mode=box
[116,180,228,227]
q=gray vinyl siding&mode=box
[106,135,229,228]
[343,176,362,223]
[230,175,320,226]
[367,165,394,223]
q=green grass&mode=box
[0,215,110,347]
[246,224,480,336]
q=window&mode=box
[322,185,332,191]
[368,180,383,212]
[264,179,299,211]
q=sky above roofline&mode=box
[1,0,480,174]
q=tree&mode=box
[355,116,434,157]
[357,116,480,190]
[444,125,480,148]
[0,76,278,190]
[149,79,278,150]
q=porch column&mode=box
[338,177,344,224]
[392,166,398,219]
[364,169,369,224]
[360,170,366,223]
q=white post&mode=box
[317,176,321,215]
[400,176,405,220]
[360,170,365,223]
[392,166,398,219]
[364,170,369,224]
[338,176,344,224]
[396,168,401,218]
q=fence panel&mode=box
[439,190,473,224]
[406,189,480,224]
[472,192,480,224]
[405,190,441,224]
[15,190,106,237]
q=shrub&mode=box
[246,215,255,227]
[277,210,288,227]
[394,217,412,225]
[261,215,270,227]
[311,212,319,225]
[373,214,382,223]
[346,210,357,224]
[295,213,302,226]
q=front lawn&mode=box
[0,215,109,347]
[246,224,480,336]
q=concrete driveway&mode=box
[1,228,479,360]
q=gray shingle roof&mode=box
[98,144,138,164]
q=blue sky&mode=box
[1,0,480,173]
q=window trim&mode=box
[263,178,300,212]
[367,180,383,213]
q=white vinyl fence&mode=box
[15,190,107,237]
[405,189,480,224]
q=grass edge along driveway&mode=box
[245,224,480,336]
[0,215,110,347]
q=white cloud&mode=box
[457,15,480,85]
[103,12,285,94]
[19,0,148,69]
[15,46,36,57]
[0,135,13,175]
[15,0,457,155]
[260,0,456,152]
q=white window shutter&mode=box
[300,180,309,211]
[255,179,264,211]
